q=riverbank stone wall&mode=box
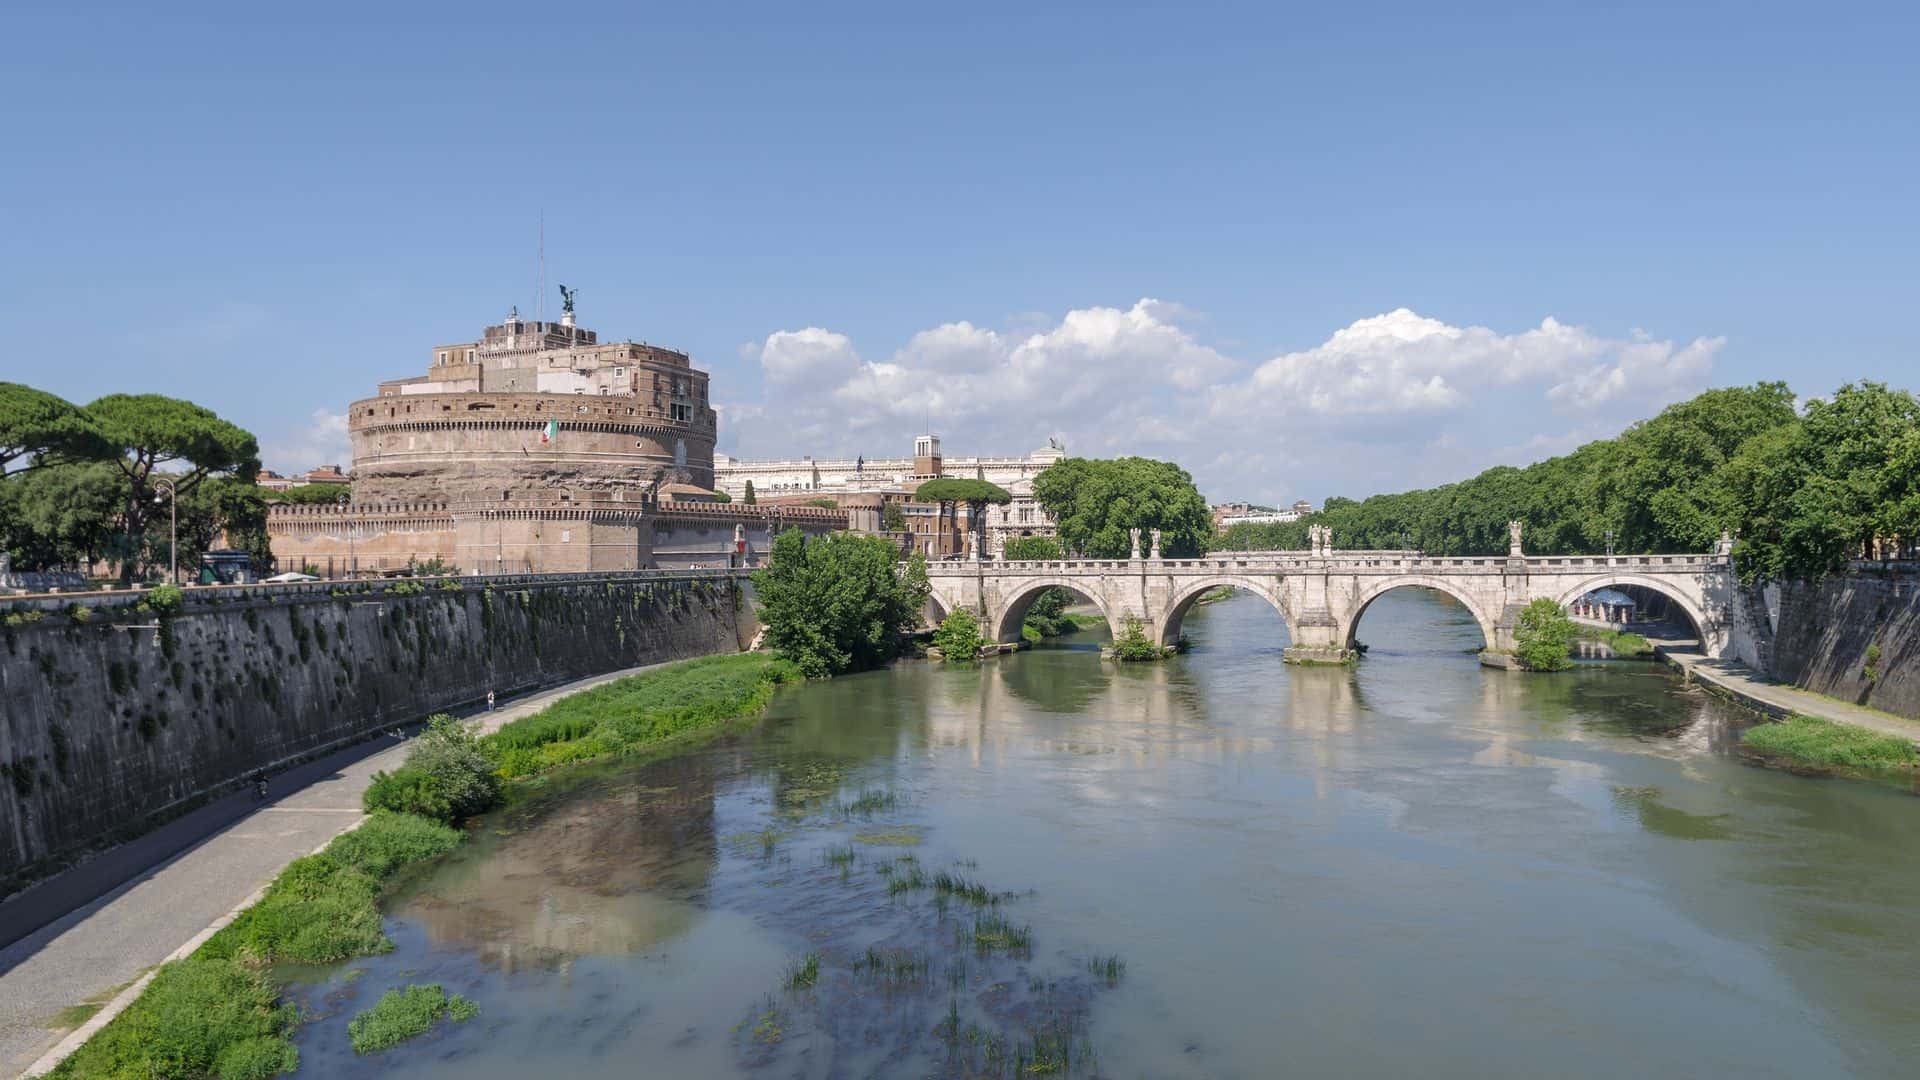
[0,574,757,893]
[1768,569,1920,719]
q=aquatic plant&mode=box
[839,788,899,816]
[1087,954,1126,985]
[346,983,478,1054]
[971,912,1032,954]
[783,953,820,991]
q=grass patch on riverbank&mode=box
[347,983,478,1054]
[49,958,300,1079]
[1741,715,1919,772]
[485,653,802,778]
[51,653,800,1078]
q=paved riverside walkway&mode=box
[1657,644,1920,744]
[0,661,685,1079]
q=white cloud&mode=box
[759,327,861,384]
[263,408,349,475]
[728,301,1723,503]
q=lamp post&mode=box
[154,479,178,585]
[337,492,354,579]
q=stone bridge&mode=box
[921,528,1758,664]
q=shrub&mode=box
[1108,614,1164,662]
[347,983,478,1054]
[932,608,985,662]
[67,604,93,624]
[146,584,185,616]
[1865,641,1883,684]
[364,715,498,825]
[389,579,426,597]
[1513,598,1573,671]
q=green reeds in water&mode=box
[886,862,929,896]
[839,788,899,817]
[783,952,820,990]
[851,947,930,986]
[1087,954,1126,985]
[971,911,1032,954]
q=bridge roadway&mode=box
[922,547,1753,663]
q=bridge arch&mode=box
[1341,576,1498,651]
[1157,576,1292,647]
[1552,573,1712,645]
[990,578,1120,645]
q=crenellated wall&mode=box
[0,572,757,892]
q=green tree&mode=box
[752,529,929,678]
[1032,457,1210,558]
[932,607,985,662]
[881,500,907,532]
[1001,535,1062,561]
[178,476,273,573]
[914,478,1011,558]
[0,382,107,477]
[742,479,757,505]
[1716,381,1920,581]
[1513,598,1574,671]
[1,461,126,569]
[86,394,260,583]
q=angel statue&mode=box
[558,284,577,315]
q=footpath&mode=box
[1655,642,1920,745]
[0,661,682,1079]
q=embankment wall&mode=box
[1768,569,1920,719]
[0,573,756,891]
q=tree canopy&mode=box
[1210,379,1920,584]
[913,478,1012,507]
[1001,535,1063,561]
[752,529,930,678]
[0,382,106,476]
[1032,457,1211,558]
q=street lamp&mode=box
[154,479,178,585]
[337,492,354,579]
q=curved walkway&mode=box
[0,660,692,1078]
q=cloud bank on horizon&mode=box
[719,301,1726,505]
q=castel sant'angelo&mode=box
[267,297,842,575]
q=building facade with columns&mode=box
[715,435,1063,557]
[267,305,842,576]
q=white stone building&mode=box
[714,436,1065,555]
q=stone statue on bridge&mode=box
[1508,519,1525,557]
[1149,528,1162,561]
[1128,528,1142,560]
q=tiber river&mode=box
[284,590,1920,1078]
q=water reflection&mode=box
[285,589,1920,1079]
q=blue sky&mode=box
[3,1,1914,503]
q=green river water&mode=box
[285,589,1920,1078]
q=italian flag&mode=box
[541,420,558,444]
